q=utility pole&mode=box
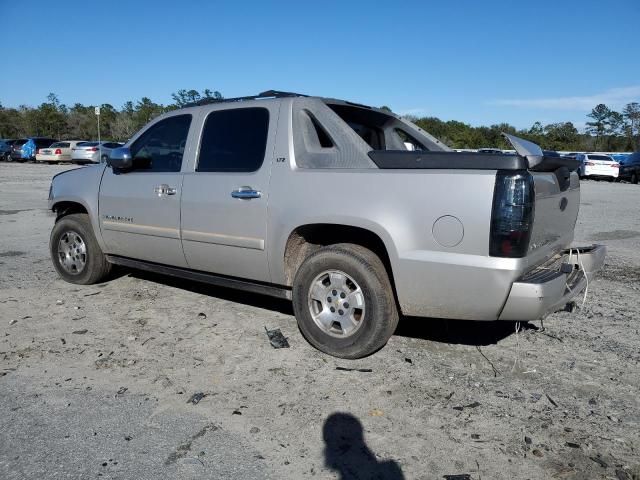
[95,106,101,162]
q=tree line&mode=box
[0,89,222,143]
[1,90,638,152]
[399,102,640,152]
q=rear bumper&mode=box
[498,244,606,321]
[36,154,71,162]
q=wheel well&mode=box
[283,224,395,288]
[52,201,88,220]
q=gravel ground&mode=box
[0,162,639,480]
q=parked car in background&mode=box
[8,138,28,161]
[36,140,88,163]
[71,141,123,164]
[0,139,15,161]
[9,137,58,161]
[576,153,619,180]
[610,153,630,164]
[618,152,640,184]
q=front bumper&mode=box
[498,244,606,321]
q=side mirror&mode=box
[107,147,132,169]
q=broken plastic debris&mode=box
[187,392,206,404]
[546,394,558,407]
[264,327,290,349]
[72,329,88,335]
[453,401,480,411]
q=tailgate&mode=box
[501,133,581,265]
[528,169,580,258]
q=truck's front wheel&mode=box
[50,213,112,285]
[292,244,398,359]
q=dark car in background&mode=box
[8,138,27,161]
[0,139,15,161]
[9,137,58,161]
[618,152,640,184]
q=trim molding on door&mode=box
[181,229,265,250]
[103,221,180,239]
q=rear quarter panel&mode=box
[267,166,524,319]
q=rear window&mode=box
[81,142,99,147]
[197,107,269,172]
[51,142,70,148]
[587,155,612,161]
[327,104,387,150]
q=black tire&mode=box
[292,243,399,359]
[50,213,111,285]
[632,172,639,185]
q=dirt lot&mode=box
[1,162,639,480]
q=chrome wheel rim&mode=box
[307,270,366,338]
[57,231,87,275]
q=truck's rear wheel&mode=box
[292,244,398,359]
[631,172,639,185]
[50,213,111,284]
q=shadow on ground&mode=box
[323,412,405,480]
[123,268,526,347]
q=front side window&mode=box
[130,114,192,172]
[197,108,269,172]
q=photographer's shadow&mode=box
[323,412,405,480]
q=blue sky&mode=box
[1,0,639,129]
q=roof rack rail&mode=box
[185,90,308,108]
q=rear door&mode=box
[98,113,194,267]
[180,104,278,282]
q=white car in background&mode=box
[71,141,123,164]
[36,140,88,163]
[576,153,619,181]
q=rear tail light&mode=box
[55,148,62,155]
[36,149,40,154]
[585,161,595,166]
[611,163,620,168]
[490,171,535,258]
[88,147,98,152]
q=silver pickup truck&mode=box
[48,90,605,358]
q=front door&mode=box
[181,104,278,282]
[99,114,193,267]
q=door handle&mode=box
[231,187,261,199]
[154,184,177,196]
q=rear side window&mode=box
[130,114,192,172]
[587,155,612,161]
[197,108,269,172]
